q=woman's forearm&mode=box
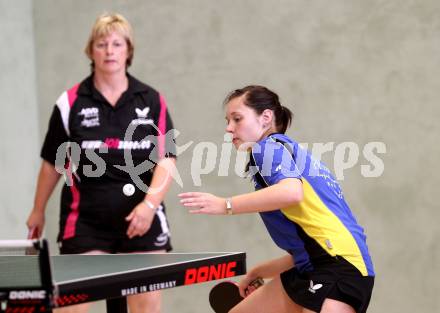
[33,160,61,212]
[144,157,176,207]
[231,178,303,214]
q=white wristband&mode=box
[143,199,157,211]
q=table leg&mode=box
[106,297,127,313]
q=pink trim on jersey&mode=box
[57,83,79,136]
[67,83,80,107]
[60,83,81,239]
[63,162,80,239]
[158,94,167,159]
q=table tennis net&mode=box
[0,246,37,256]
[0,256,42,288]
[0,240,45,288]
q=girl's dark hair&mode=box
[224,85,293,133]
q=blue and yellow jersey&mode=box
[250,134,374,276]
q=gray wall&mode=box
[0,0,40,238]
[1,0,439,312]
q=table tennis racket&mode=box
[209,278,264,313]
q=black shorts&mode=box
[59,205,172,254]
[280,256,374,313]
[59,233,172,254]
[59,234,172,254]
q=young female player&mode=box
[179,85,374,313]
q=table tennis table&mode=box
[0,239,246,313]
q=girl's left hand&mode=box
[179,192,226,215]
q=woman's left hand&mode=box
[125,202,156,238]
[179,192,226,215]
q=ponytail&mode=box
[276,105,293,134]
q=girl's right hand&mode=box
[179,192,227,215]
[26,209,45,238]
[237,273,264,298]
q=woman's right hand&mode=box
[26,209,45,238]
[26,160,61,239]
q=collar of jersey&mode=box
[77,73,150,101]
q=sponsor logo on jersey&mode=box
[81,139,152,150]
[78,107,100,127]
[131,107,154,126]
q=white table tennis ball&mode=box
[123,183,135,196]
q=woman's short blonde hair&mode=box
[85,13,134,68]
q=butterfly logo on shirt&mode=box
[131,107,154,126]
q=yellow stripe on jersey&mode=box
[281,178,368,276]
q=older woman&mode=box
[27,13,176,313]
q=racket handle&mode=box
[249,277,264,288]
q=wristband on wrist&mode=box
[225,198,233,215]
[143,199,157,211]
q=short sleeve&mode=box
[252,138,302,186]
[40,106,69,165]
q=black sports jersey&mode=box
[41,74,176,242]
